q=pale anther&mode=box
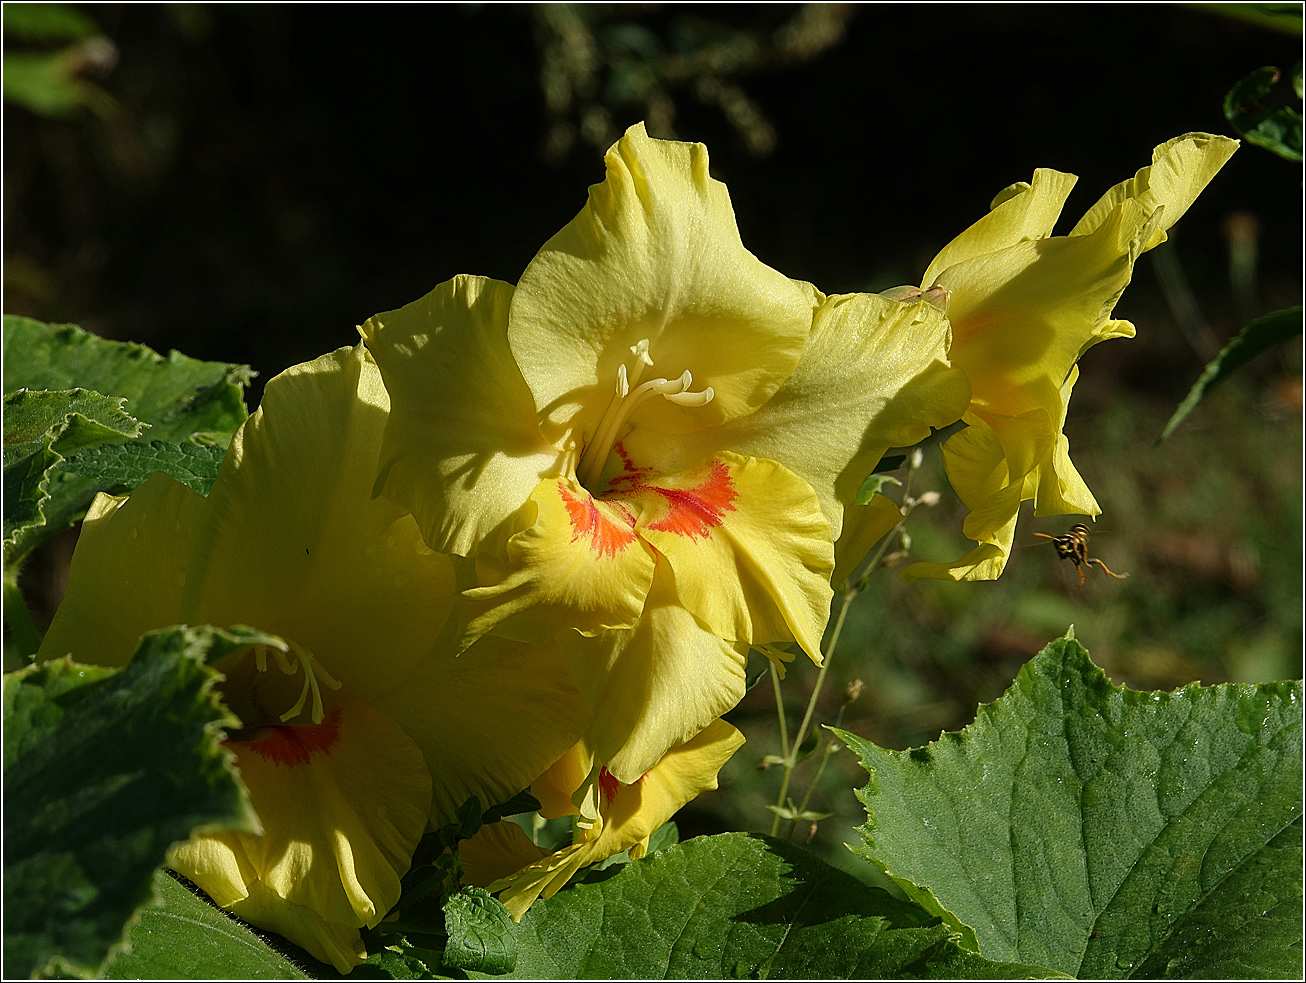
[577,348,714,489]
[665,386,714,407]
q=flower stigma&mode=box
[576,338,714,490]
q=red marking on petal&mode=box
[560,482,637,559]
[597,766,646,805]
[235,709,342,767]
[644,460,737,539]
[604,441,655,493]
[598,767,622,804]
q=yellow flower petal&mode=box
[491,719,744,921]
[564,566,749,784]
[460,820,548,889]
[630,451,833,663]
[590,718,744,855]
[229,879,367,974]
[371,633,589,830]
[181,344,456,703]
[168,832,257,908]
[529,742,592,820]
[624,292,969,541]
[938,197,1158,424]
[220,699,431,928]
[833,492,905,587]
[508,122,817,445]
[922,167,1078,287]
[37,474,200,666]
[1070,133,1239,250]
[361,275,563,558]
[901,418,1042,583]
[462,475,657,644]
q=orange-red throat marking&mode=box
[236,708,342,766]
[560,483,637,558]
[642,459,737,539]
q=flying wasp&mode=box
[1032,523,1129,587]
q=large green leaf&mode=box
[2,317,251,442]
[840,631,1303,979]
[99,871,310,980]
[3,388,144,567]
[1,317,251,568]
[57,438,226,496]
[1159,306,1303,442]
[489,833,1057,979]
[2,625,267,979]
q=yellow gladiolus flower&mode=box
[38,345,586,971]
[899,133,1238,582]
[459,718,745,921]
[363,124,968,805]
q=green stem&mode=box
[766,661,794,837]
[3,572,42,661]
[769,660,790,758]
[768,589,855,836]
[788,704,848,839]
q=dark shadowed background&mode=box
[4,3,1302,875]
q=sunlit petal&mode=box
[362,275,562,558]
[509,122,818,445]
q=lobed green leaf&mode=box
[2,316,252,444]
[840,631,1304,979]
[2,625,263,979]
[3,387,147,565]
[1,317,251,569]
[57,438,227,496]
[490,832,1057,979]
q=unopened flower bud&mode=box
[844,678,864,704]
[877,284,923,302]
[882,549,909,568]
[917,490,941,507]
[910,448,924,470]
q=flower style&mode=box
[458,718,745,920]
[362,123,968,808]
[897,133,1238,583]
[37,345,586,971]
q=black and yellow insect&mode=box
[1033,523,1129,587]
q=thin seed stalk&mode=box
[767,450,926,836]
[768,588,855,835]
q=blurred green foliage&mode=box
[535,3,855,159]
[1224,62,1304,161]
[2,2,116,118]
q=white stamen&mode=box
[664,386,714,407]
[242,639,342,726]
[272,647,296,675]
[576,346,715,489]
